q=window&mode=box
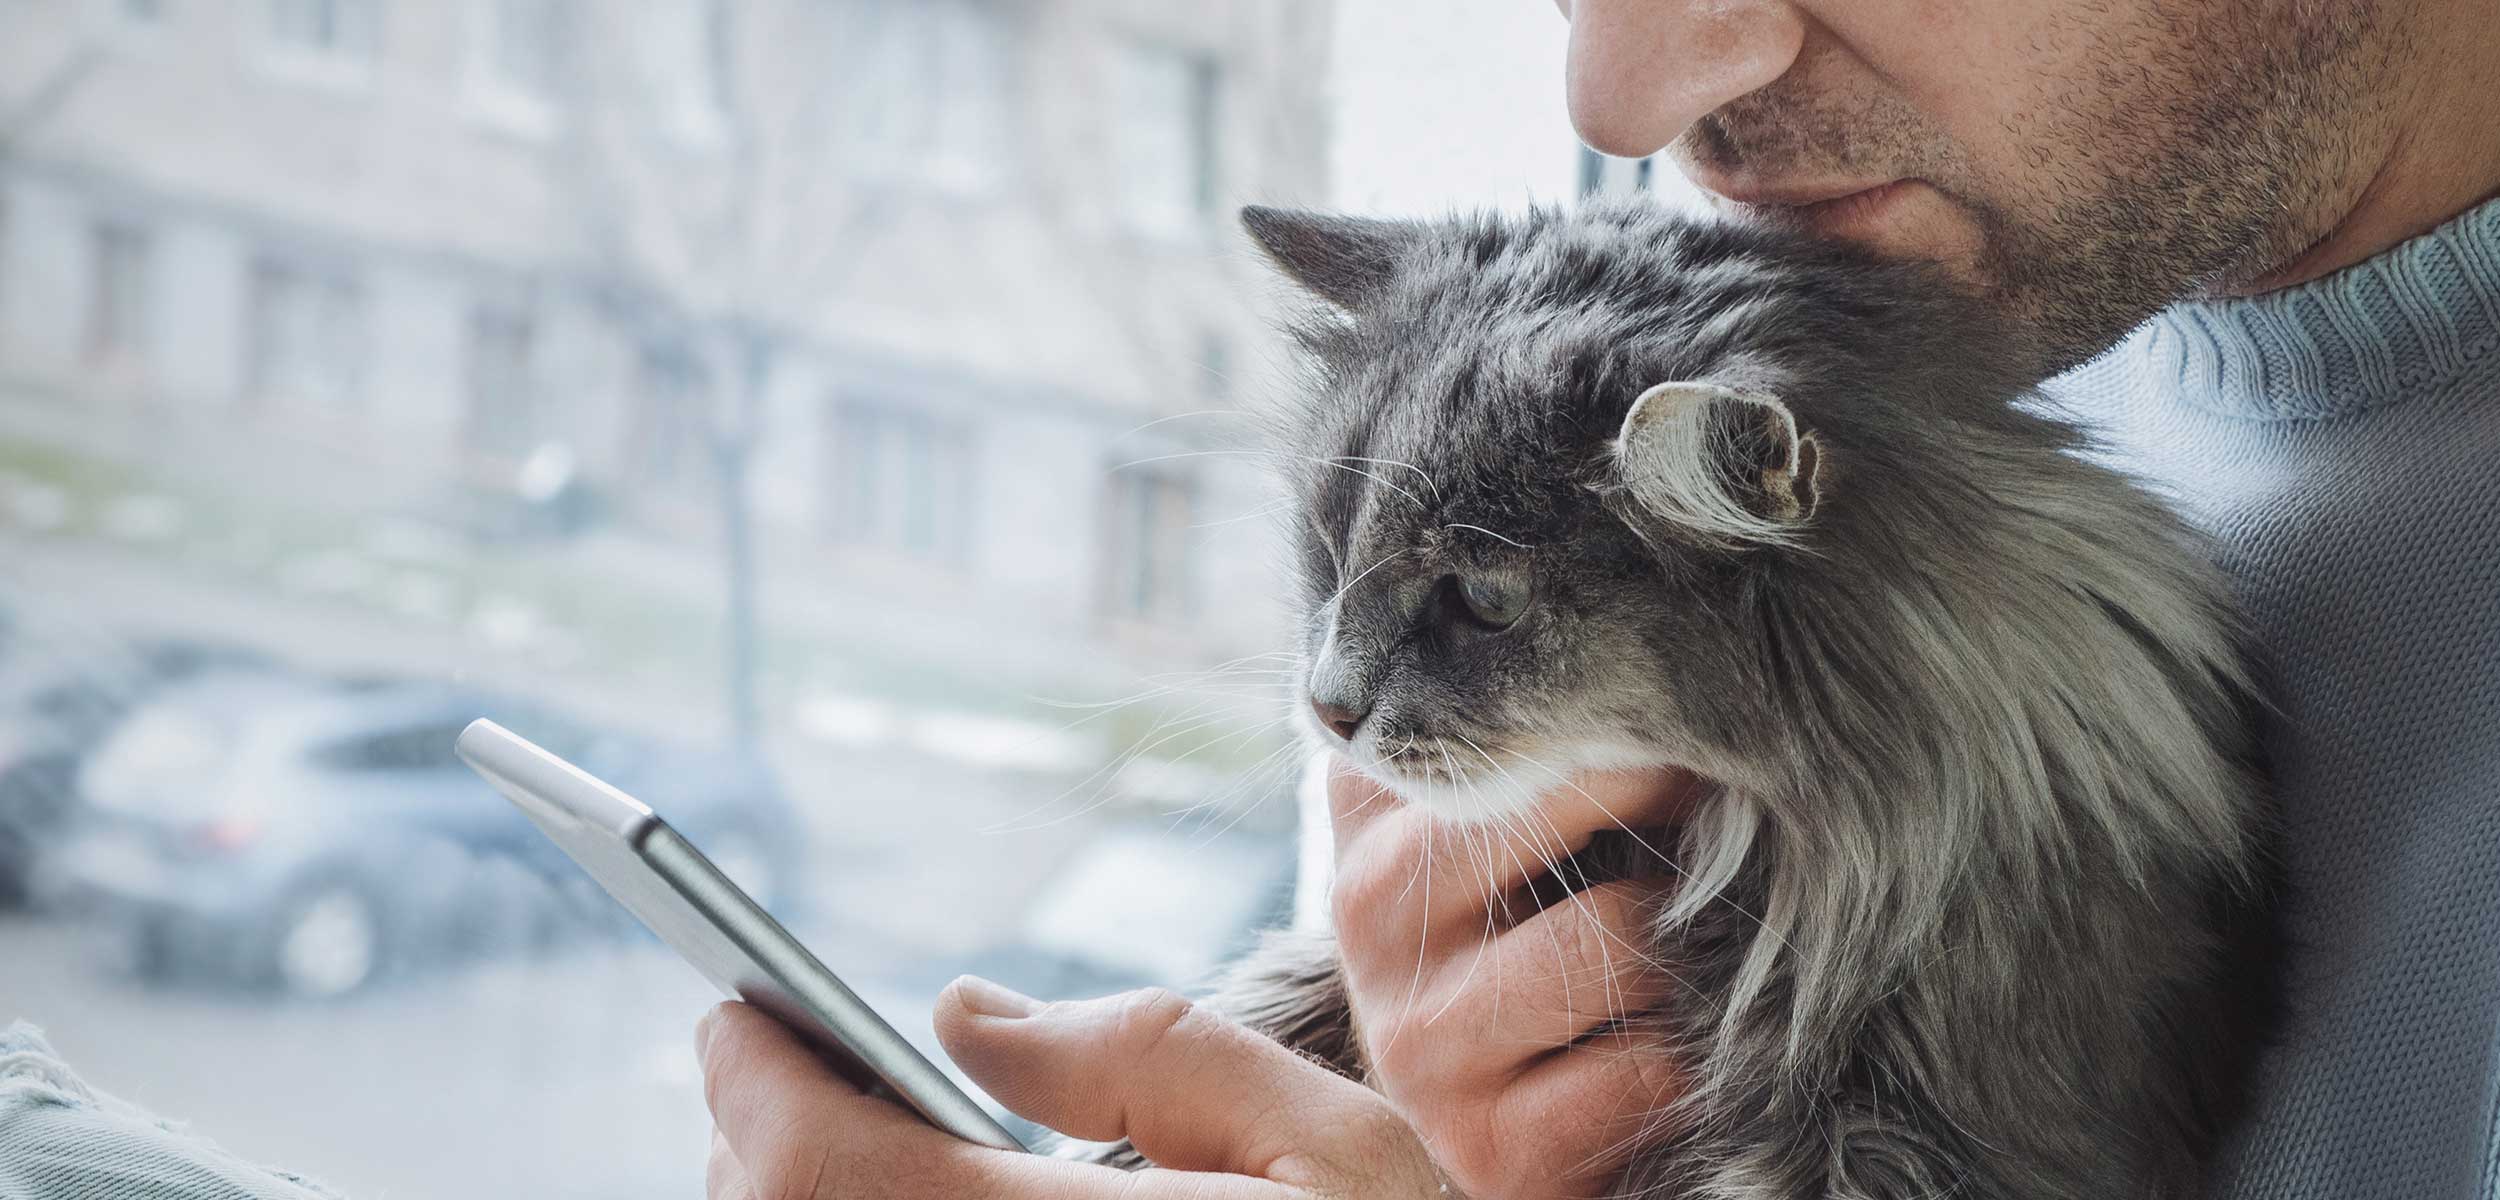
[267,0,380,61]
[1114,43,1220,236]
[84,220,152,371]
[0,194,12,343]
[646,0,729,140]
[1197,330,1230,401]
[848,0,1008,190]
[1102,469,1197,623]
[246,257,365,413]
[463,306,538,458]
[828,399,974,562]
[627,343,706,491]
[479,0,564,105]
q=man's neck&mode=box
[2226,3,2500,297]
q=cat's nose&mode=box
[1311,696,1369,742]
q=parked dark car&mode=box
[0,634,279,908]
[43,675,803,998]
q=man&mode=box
[695,1,2500,1196]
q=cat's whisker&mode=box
[1322,546,1407,614]
[1107,447,1287,473]
[1110,408,1251,441]
[1422,815,1503,1030]
[1190,499,1295,531]
[1383,813,1440,1063]
[1442,522,1532,549]
[1327,454,1444,504]
[1301,455,1426,509]
[981,697,1252,835]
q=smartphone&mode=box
[452,717,1028,1153]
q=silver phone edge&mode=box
[636,822,1031,1154]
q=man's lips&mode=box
[1691,174,1922,239]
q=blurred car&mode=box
[42,674,802,999]
[0,634,279,908]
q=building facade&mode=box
[0,0,1333,730]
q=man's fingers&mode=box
[934,978,1420,1188]
[1439,882,1675,1060]
[698,1002,862,1172]
[1497,1030,1687,1184]
[698,1001,1289,1200]
[1333,768,1694,967]
[705,1129,755,1200]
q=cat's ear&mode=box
[1612,381,1824,548]
[1240,205,1417,310]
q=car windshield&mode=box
[0,3,1640,1195]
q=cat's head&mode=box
[1244,199,2054,825]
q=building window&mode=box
[828,399,974,563]
[84,220,152,372]
[464,306,538,458]
[268,0,380,61]
[848,0,1007,190]
[1102,469,1196,623]
[1114,43,1219,236]
[0,196,12,343]
[627,344,705,492]
[246,257,365,413]
[479,0,563,105]
[646,0,729,140]
[1196,330,1230,400]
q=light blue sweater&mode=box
[2050,195,2500,1199]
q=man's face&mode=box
[1554,0,2396,370]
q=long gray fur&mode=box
[1114,197,2283,1200]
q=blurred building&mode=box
[0,0,1331,730]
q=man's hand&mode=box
[1327,760,1692,1199]
[698,981,1444,1200]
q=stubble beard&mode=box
[1680,1,2398,375]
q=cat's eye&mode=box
[1454,574,1529,629]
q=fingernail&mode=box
[951,974,1041,1019]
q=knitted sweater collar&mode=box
[2080,195,2500,422]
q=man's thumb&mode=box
[932,977,1385,1179]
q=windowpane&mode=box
[247,257,366,413]
[465,307,538,458]
[849,0,1006,189]
[84,221,151,370]
[269,0,379,59]
[828,400,971,564]
[3,8,1317,1195]
[486,0,563,101]
[1115,44,1220,236]
[1105,469,1196,623]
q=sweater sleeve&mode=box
[0,1022,348,1200]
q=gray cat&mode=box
[1119,199,2281,1199]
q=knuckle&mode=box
[1112,986,1203,1059]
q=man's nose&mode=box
[1556,0,1807,158]
[1310,695,1369,742]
